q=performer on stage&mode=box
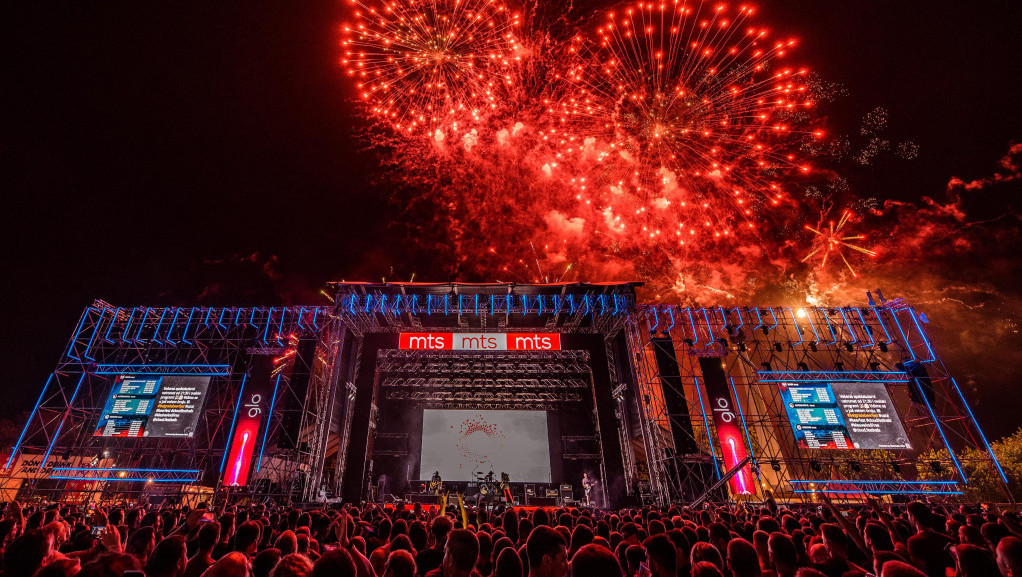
[428,470,443,495]
[500,472,512,504]
[582,472,597,507]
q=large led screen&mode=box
[419,409,551,482]
[779,381,911,450]
[94,375,211,438]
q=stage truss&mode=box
[3,284,1009,507]
[624,296,1011,506]
[3,302,338,503]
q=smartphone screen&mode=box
[91,526,106,537]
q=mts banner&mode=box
[399,333,561,351]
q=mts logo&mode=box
[508,334,560,350]
[399,332,561,351]
[399,333,452,350]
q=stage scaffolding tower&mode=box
[2,301,336,503]
[624,293,1012,506]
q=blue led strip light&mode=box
[803,309,821,342]
[102,308,121,344]
[165,308,182,345]
[691,377,721,480]
[838,309,857,344]
[906,308,937,362]
[912,374,967,483]
[790,479,958,485]
[728,377,758,469]
[752,308,764,332]
[41,373,87,467]
[135,308,151,343]
[82,308,107,361]
[664,306,675,332]
[152,308,169,345]
[648,308,660,333]
[686,309,699,344]
[793,489,964,496]
[66,307,95,361]
[949,377,1009,485]
[181,308,196,344]
[853,308,874,346]
[784,308,804,345]
[731,307,744,331]
[93,364,231,375]
[219,374,249,473]
[822,313,838,346]
[767,308,779,332]
[256,373,282,473]
[869,306,895,349]
[121,308,139,344]
[5,373,54,469]
[888,309,918,362]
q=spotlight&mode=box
[738,343,747,352]
[879,342,889,353]
[844,343,854,352]
[761,362,772,371]
[930,461,943,475]
[870,362,882,371]
[718,338,729,348]
[683,338,694,346]
[810,460,822,472]
[770,459,782,472]
[809,342,818,352]
[891,460,902,475]
[773,343,783,352]
[761,326,769,336]
[797,362,809,371]
[848,460,862,473]
[834,362,844,371]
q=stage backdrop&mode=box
[419,409,552,482]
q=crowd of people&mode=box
[2,492,1021,577]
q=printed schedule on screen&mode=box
[95,375,211,438]
[779,381,910,450]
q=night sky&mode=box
[4,2,1022,435]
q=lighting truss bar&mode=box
[789,479,961,496]
[755,371,910,383]
[49,467,201,483]
[93,364,232,375]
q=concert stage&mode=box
[1,283,1009,505]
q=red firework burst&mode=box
[341,0,521,133]
[567,2,819,218]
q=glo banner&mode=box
[223,357,274,487]
[698,358,754,496]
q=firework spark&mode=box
[341,0,521,133]
[801,210,876,277]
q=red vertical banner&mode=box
[223,357,273,487]
[698,358,755,496]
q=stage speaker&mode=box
[899,362,936,406]
[559,484,573,501]
[277,338,318,449]
[529,496,558,507]
[650,337,699,454]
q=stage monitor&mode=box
[94,375,211,438]
[419,409,551,482]
[779,381,911,450]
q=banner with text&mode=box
[698,358,755,496]
[399,333,561,351]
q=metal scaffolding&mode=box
[624,295,1011,505]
